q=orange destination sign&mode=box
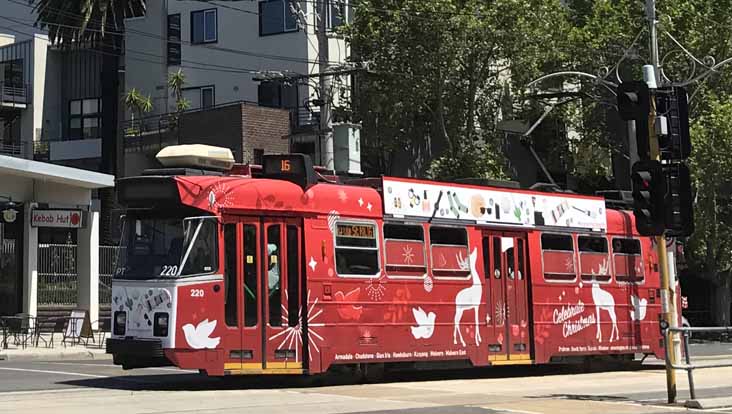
[337,224,375,239]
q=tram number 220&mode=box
[190,289,205,298]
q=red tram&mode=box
[107,146,668,376]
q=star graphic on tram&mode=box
[309,256,318,271]
[402,246,415,264]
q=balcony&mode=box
[0,142,27,158]
[0,82,30,108]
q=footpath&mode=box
[0,332,111,362]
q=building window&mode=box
[259,0,298,36]
[328,0,350,29]
[167,14,181,65]
[69,98,102,140]
[201,86,214,108]
[191,9,217,44]
[257,81,298,109]
[181,86,215,110]
[253,148,264,165]
[541,233,576,282]
[334,221,379,278]
[1,60,23,88]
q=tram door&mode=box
[228,217,304,373]
[482,232,530,361]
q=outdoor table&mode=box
[61,316,87,346]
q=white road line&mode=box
[0,367,106,378]
[39,362,196,373]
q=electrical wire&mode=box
[7,0,343,66]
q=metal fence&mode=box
[37,244,120,306]
[665,326,732,405]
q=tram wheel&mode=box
[359,363,385,383]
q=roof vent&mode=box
[156,144,235,171]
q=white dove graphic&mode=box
[411,307,436,339]
[182,319,221,349]
[630,295,648,321]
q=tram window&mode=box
[613,238,644,283]
[335,222,379,277]
[286,225,300,327]
[223,224,238,327]
[579,236,611,283]
[517,239,525,280]
[384,223,425,278]
[541,233,576,282]
[243,225,258,327]
[493,237,501,279]
[430,226,469,278]
[267,225,282,326]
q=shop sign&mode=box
[31,209,83,228]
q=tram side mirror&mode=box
[262,154,317,190]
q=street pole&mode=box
[317,0,334,170]
[645,0,679,403]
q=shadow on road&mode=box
[58,361,663,392]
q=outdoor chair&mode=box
[33,316,57,348]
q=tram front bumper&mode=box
[106,338,172,369]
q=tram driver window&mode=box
[430,226,469,279]
[578,236,611,283]
[541,233,576,282]
[613,238,644,283]
[335,222,379,277]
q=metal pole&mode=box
[647,0,661,82]
[646,0,678,403]
[317,0,334,170]
[683,332,696,400]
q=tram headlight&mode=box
[154,312,169,337]
[113,311,126,336]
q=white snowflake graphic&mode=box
[564,257,574,272]
[268,290,324,362]
[402,246,415,264]
[365,274,387,301]
[495,301,507,326]
[423,275,434,293]
[337,190,348,203]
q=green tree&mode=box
[686,96,732,325]
[123,88,153,133]
[344,0,570,178]
[168,69,191,115]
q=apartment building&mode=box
[124,0,354,166]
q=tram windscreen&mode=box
[114,215,218,279]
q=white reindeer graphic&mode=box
[590,259,619,342]
[453,248,482,347]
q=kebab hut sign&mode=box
[31,209,84,228]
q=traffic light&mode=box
[618,81,651,160]
[656,87,692,161]
[664,162,694,237]
[631,160,666,236]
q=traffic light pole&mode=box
[646,0,679,403]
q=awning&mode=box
[0,154,114,189]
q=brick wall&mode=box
[241,103,291,164]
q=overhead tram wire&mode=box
[0,22,266,76]
[6,0,341,66]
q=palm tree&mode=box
[30,0,146,243]
[30,0,147,175]
[123,88,153,134]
